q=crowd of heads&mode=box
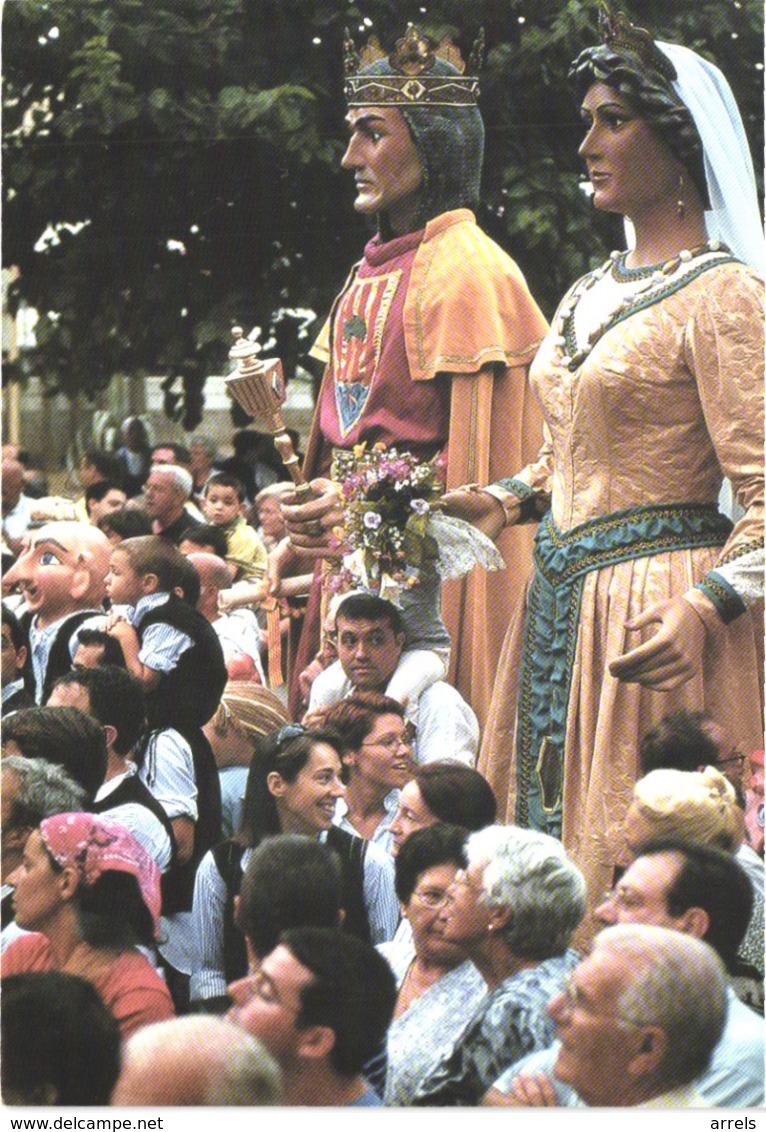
[1,427,762,1112]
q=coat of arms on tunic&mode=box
[333,270,401,435]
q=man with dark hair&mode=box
[597,838,753,971]
[84,481,127,526]
[2,972,122,1105]
[488,839,764,1108]
[151,442,192,469]
[235,835,343,967]
[192,834,343,1013]
[2,705,107,800]
[72,627,126,669]
[97,508,153,543]
[79,448,123,488]
[229,926,396,1105]
[640,709,745,795]
[178,523,230,561]
[46,666,175,873]
[328,592,404,637]
[1,605,33,716]
[309,592,478,766]
[48,664,145,759]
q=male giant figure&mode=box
[279,26,547,723]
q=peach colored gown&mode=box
[479,251,764,909]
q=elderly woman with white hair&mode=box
[410,824,587,1106]
[623,765,764,1008]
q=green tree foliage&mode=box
[3,0,762,424]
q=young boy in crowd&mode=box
[104,535,226,737]
[178,523,229,561]
[202,473,267,585]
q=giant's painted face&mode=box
[578,82,682,221]
[341,106,424,234]
[3,522,110,628]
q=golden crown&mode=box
[344,24,484,107]
[597,2,677,82]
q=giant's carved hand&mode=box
[280,478,347,556]
[609,595,708,690]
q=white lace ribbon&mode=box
[427,512,505,580]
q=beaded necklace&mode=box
[554,239,733,371]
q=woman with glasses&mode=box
[410,825,586,1106]
[317,691,413,853]
[189,722,398,1010]
[378,824,486,1106]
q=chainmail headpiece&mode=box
[343,25,486,227]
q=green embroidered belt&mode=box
[516,502,732,835]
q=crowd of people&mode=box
[1,4,764,1111]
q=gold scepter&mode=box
[225,326,312,500]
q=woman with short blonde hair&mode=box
[624,766,744,856]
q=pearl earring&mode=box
[676,175,686,221]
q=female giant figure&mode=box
[446,7,764,909]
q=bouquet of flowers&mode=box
[327,443,444,600]
[327,442,503,605]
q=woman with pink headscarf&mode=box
[3,812,174,1039]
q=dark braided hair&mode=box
[568,43,708,205]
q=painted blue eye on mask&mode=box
[38,551,62,566]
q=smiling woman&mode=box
[387,760,497,857]
[409,825,586,1106]
[188,723,399,1009]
